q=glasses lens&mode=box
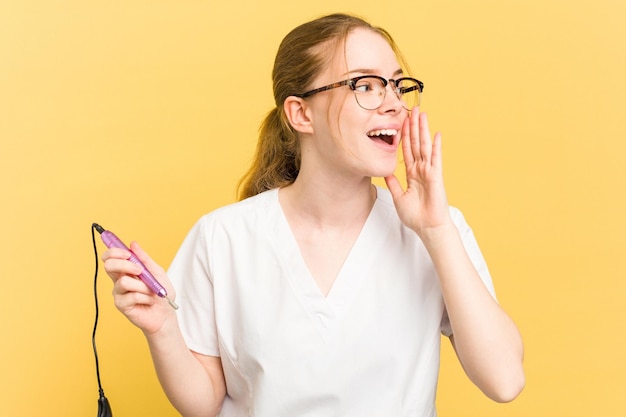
[353,77,387,110]
[396,79,421,109]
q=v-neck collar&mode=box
[266,187,393,340]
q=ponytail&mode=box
[237,106,300,200]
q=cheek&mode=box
[326,95,356,139]
[312,90,371,150]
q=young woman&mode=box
[103,13,524,417]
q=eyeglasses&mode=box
[294,75,424,110]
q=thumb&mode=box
[385,174,405,200]
[129,241,175,298]
[129,241,165,277]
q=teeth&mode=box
[367,129,398,137]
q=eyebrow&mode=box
[342,68,404,77]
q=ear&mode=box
[283,96,314,134]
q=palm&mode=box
[385,110,451,234]
[120,296,171,334]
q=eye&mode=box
[353,80,375,93]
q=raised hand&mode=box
[385,108,452,236]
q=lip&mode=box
[366,124,402,148]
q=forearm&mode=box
[420,223,524,402]
[144,316,225,417]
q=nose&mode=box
[379,80,403,113]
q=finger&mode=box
[431,132,443,171]
[114,275,153,296]
[113,286,157,311]
[103,257,143,282]
[101,247,131,262]
[384,174,404,200]
[400,116,413,168]
[418,112,433,163]
[129,241,165,277]
[129,242,173,294]
[409,106,421,162]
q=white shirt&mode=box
[169,187,495,417]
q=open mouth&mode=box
[367,129,398,145]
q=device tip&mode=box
[166,296,179,310]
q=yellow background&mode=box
[1,0,624,415]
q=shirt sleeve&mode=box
[168,215,221,356]
[440,207,497,337]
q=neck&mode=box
[279,174,376,229]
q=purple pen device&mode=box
[94,223,178,310]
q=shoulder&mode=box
[174,189,280,260]
[198,188,279,227]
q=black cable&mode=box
[92,223,113,417]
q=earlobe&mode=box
[283,96,314,134]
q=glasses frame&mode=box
[294,75,424,110]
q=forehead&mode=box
[334,28,401,75]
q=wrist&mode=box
[142,308,180,341]
[416,221,458,247]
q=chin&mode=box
[369,161,398,178]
